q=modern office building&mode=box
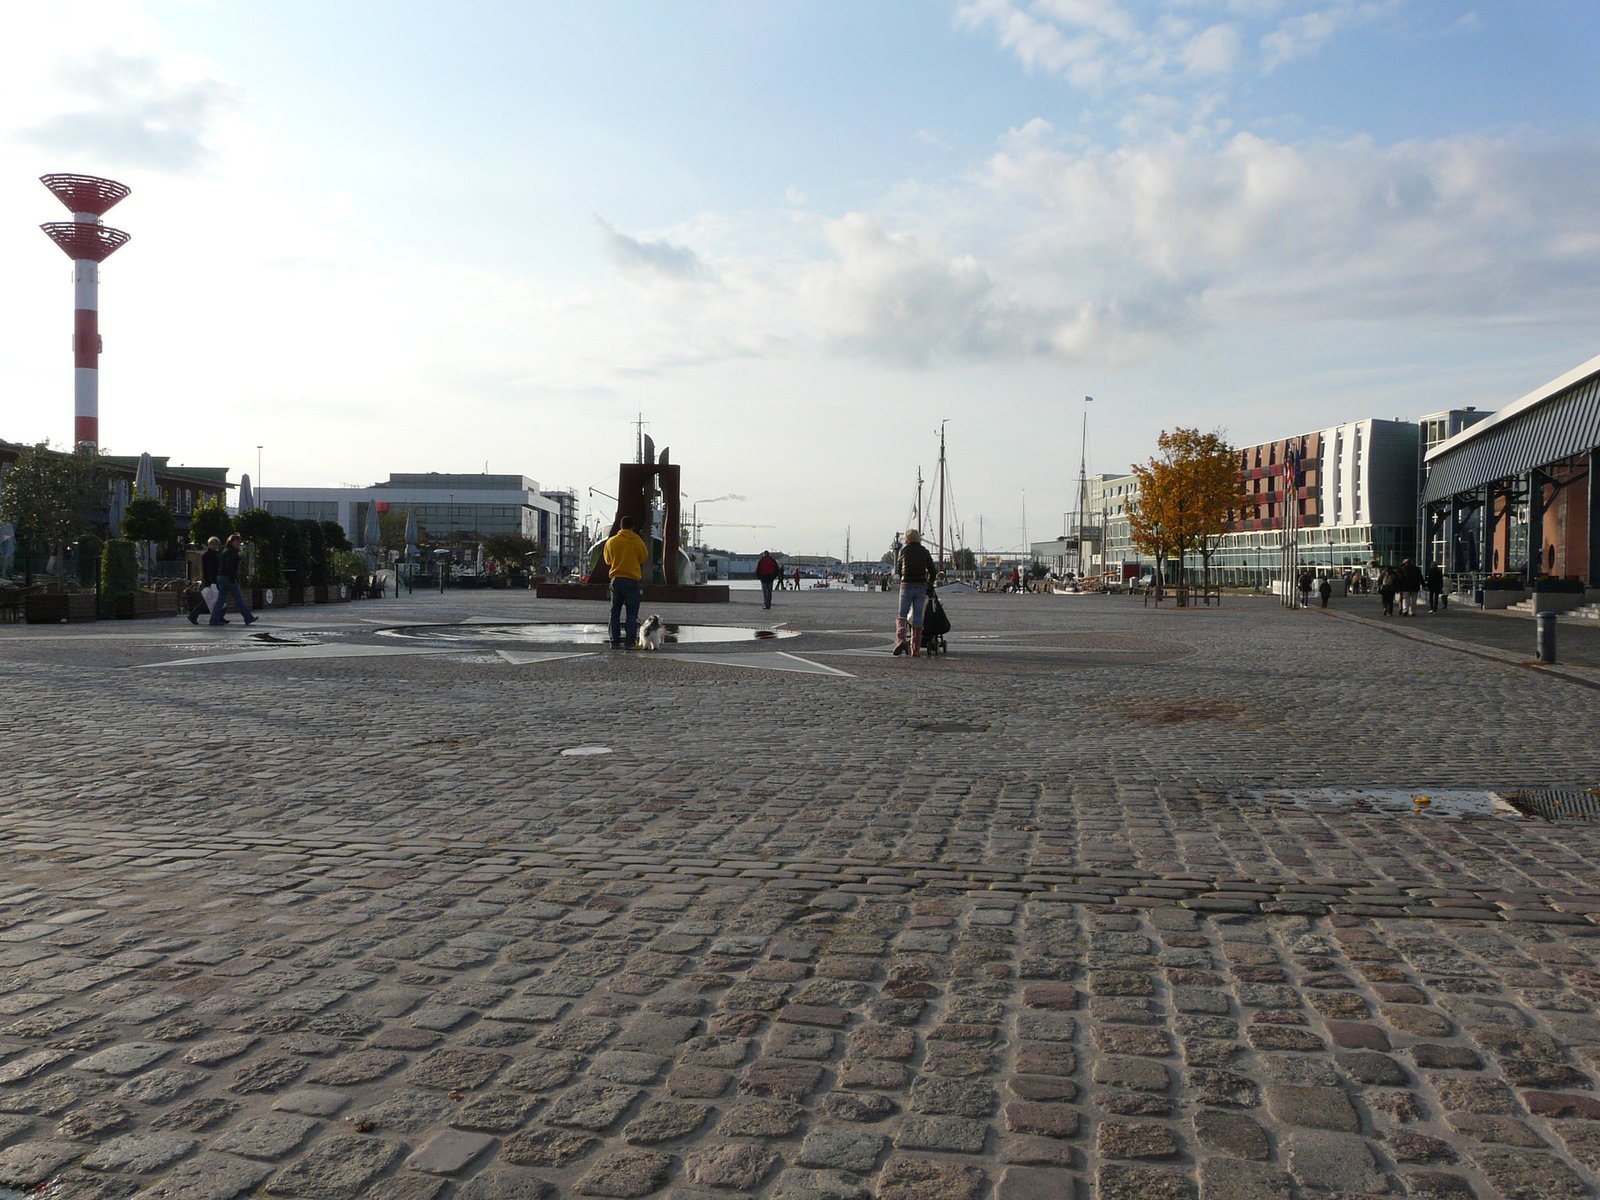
[1205,419,1423,585]
[261,472,566,570]
[1081,419,1426,587]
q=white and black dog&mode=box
[638,615,665,650]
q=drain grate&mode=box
[1498,788,1600,820]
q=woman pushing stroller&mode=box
[893,528,937,657]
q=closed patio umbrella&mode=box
[133,453,159,578]
[107,478,127,537]
[404,508,417,561]
[364,500,382,569]
[134,452,157,498]
[237,474,254,513]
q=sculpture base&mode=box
[535,582,730,604]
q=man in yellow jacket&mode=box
[603,515,651,649]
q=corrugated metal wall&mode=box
[1424,375,1600,502]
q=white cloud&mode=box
[596,218,717,284]
[958,0,1401,91]
[1260,2,1397,70]
[1181,24,1242,75]
[18,50,240,172]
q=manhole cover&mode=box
[915,722,991,733]
[1498,788,1600,820]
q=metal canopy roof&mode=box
[1422,356,1600,504]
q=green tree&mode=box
[189,498,234,545]
[76,534,102,587]
[0,444,109,585]
[301,520,330,587]
[951,548,976,571]
[320,520,352,552]
[278,520,307,589]
[235,509,280,586]
[121,495,176,544]
[101,539,139,602]
[481,533,538,572]
[378,508,413,551]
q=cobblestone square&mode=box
[3,588,1600,1198]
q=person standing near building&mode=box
[1318,576,1332,608]
[894,529,936,656]
[188,536,222,625]
[756,550,780,609]
[1379,566,1398,616]
[1425,561,1445,613]
[603,516,650,649]
[208,533,256,626]
[1298,569,1314,609]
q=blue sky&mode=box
[4,2,1599,555]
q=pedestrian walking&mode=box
[894,529,936,657]
[1400,557,1422,617]
[188,536,222,625]
[208,533,256,626]
[793,566,801,592]
[756,550,780,609]
[1318,576,1332,608]
[1425,561,1444,613]
[603,516,650,649]
[1379,567,1397,617]
[1298,569,1314,609]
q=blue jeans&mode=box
[609,577,642,646]
[209,576,254,625]
[898,585,927,627]
[760,576,775,608]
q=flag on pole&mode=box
[1086,396,1093,402]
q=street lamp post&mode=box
[256,446,262,507]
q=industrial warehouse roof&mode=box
[1422,353,1600,504]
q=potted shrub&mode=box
[1534,575,1587,613]
[1477,573,1529,610]
[101,539,141,618]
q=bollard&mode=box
[1536,610,1558,664]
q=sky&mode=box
[3,1,1598,558]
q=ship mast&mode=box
[936,420,948,571]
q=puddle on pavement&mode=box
[1498,788,1600,821]
[1240,788,1521,819]
[379,622,798,647]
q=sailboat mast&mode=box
[937,420,948,571]
[1077,406,1088,577]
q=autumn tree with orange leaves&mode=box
[1129,428,1253,598]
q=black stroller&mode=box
[922,588,951,656]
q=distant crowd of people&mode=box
[1296,558,1446,616]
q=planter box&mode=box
[1533,583,1589,614]
[1480,587,1529,610]
[24,593,98,623]
[313,585,331,604]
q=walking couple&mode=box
[188,533,257,626]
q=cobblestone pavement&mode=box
[3,589,1600,1199]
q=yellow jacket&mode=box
[603,528,650,581]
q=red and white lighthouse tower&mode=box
[40,174,131,452]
